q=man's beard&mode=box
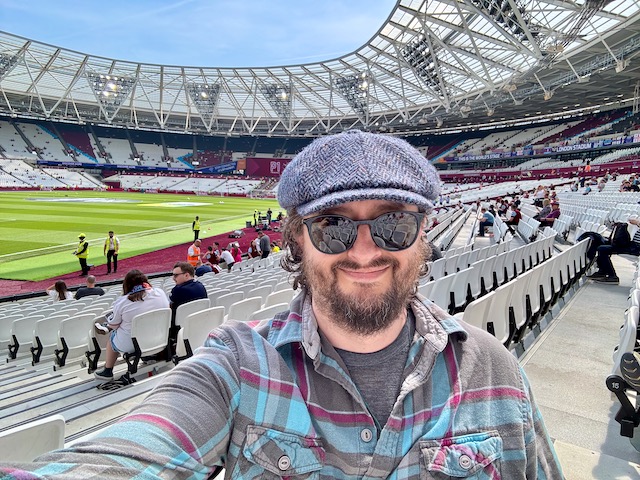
[303,242,426,336]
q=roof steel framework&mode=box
[0,0,639,136]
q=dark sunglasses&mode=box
[303,211,425,255]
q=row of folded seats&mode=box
[607,260,640,441]
[423,232,589,352]
[0,290,120,366]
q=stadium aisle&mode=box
[521,254,640,478]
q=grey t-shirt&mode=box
[335,311,414,429]
[259,234,271,253]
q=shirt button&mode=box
[277,455,291,471]
[360,428,373,442]
[459,454,472,470]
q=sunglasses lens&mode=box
[306,212,422,254]
[307,216,357,254]
[371,212,420,251]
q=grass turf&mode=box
[0,190,280,281]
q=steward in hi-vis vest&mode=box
[192,216,201,241]
[74,233,90,276]
[187,239,202,266]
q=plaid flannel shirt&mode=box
[0,290,563,479]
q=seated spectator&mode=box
[201,245,218,265]
[74,275,105,299]
[271,241,281,253]
[539,201,561,227]
[504,203,522,234]
[94,270,169,380]
[620,180,632,192]
[194,260,213,277]
[169,262,208,338]
[46,280,73,301]
[533,199,551,221]
[477,207,494,237]
[583,217,640,284]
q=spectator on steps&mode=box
[74,275,105,300]
[258,231,271,258]
[231,242,242,263]
[247,239,261,258]
[219,247,235,272]
[94,270,169,380]
[46,280,73,302]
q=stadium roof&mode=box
[1,0,639,136]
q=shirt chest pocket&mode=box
[420,431,503,479]
[242,425,325,479]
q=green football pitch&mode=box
[0,190,280,281]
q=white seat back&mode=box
[130,308,171,356]
[0,414,65,462]
[246,285,273,303]
[175,306,225,359]
[248,303,290,322]
[10,314,45,353]
[227,297,264,322]
[429,273,456,312]
[175,298,211,328]
[214,291,245,312]
[264,289,296,308]
[57,313,100,365]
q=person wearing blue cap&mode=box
[0,131,563,479]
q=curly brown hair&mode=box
[280,210,431,292]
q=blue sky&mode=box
[1,0,396,67]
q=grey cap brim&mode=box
[296,187,434,216]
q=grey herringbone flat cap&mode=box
[277,130,441,216]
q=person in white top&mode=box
[219,248,235,272]
[45,280,73,301]
[94,269,170,380]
